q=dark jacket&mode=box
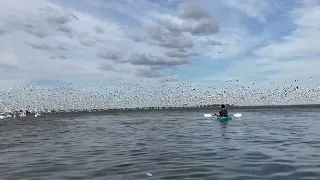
[219,109,228,117]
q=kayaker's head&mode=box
[221,104,225,109]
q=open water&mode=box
[0,107,319,180]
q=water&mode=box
[0,107,319,180]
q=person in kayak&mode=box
[215,104,228,117]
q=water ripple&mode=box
[0,109,319,180]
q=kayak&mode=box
[216,116,232,121]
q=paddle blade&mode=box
[204,114,212,117]
[233,113,242,117]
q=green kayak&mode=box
[216,116,232,121]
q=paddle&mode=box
[204,113,242,118]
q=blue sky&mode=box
[0,0,320,90]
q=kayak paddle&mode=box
[204,113,242,117]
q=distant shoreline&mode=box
[49,103,320,113]
[2,104,320,115]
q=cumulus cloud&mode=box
[1,0,198,85]
[147,0,220,39]
[222,0,278,22]
[165,49,199,58]
[204,39,226,46]
[98,49,125,63]
[195,0,320,88]
[177,1,220,36]
[128,53,189,67]
[0,0,320,90]
[146,24,194,49]
[254,3,320,58]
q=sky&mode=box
[0,0,320,91]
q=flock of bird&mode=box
[1,78,320,120]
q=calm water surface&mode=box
[0,108,320,180]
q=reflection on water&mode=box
[219,121,229,141]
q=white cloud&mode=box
[1,0,320,93]
[222,0,277,22]
[200,27,267,59]
[0,0,227,90]
[200,0,320,88]
[254,4,320,58]
[0,0,187,87]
